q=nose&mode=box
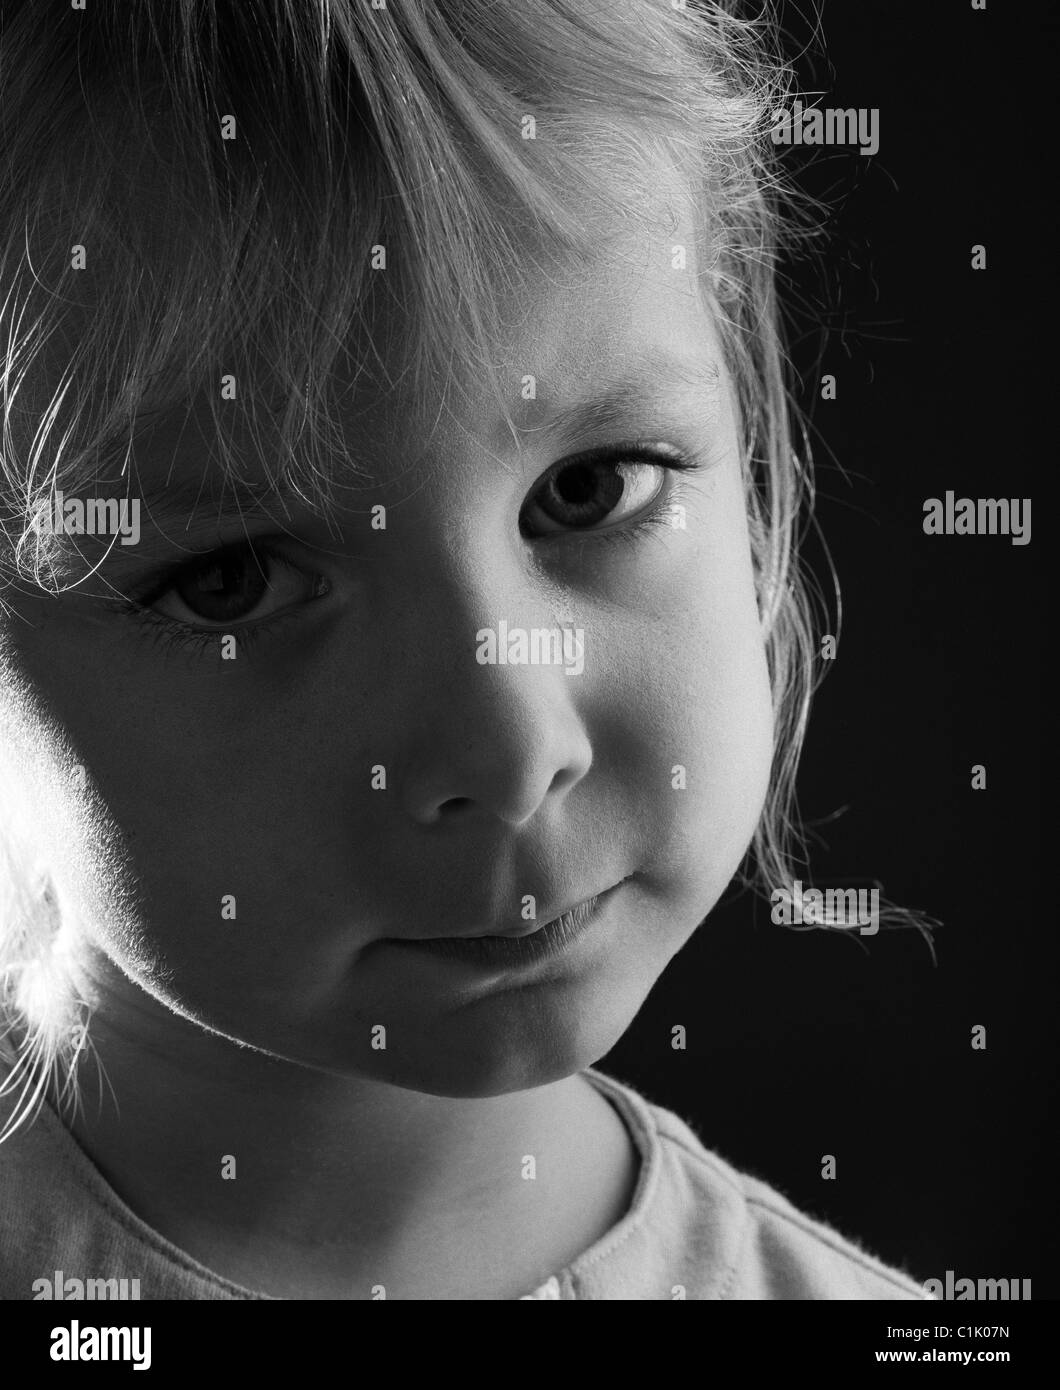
[396,605,593,829]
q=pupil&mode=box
[555,465,598,505]
[179,550,268,619]
[205,557,241,592]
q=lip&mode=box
[387,879,629,969]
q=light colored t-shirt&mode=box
[0,1053,932,1301]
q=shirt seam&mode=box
[717,1190,754,1301]
[561,1068,662,1278]
[569,1070,751,1302]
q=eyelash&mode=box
[540,443,704,550]
[116,550,313,659]
[117,445,706,656]
[119,593,304,659]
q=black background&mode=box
[603,0,1056,1295]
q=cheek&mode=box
[596,481,774,909]
[613,595,772,890]
[1,620,343,1022]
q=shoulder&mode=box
[576,1069,934,1302]
[0,1072,79,1300]
[0,1051,257,1301]
[662,1114,933,1301]
[0,1064,145,1300]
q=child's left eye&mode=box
[520,444,699,538]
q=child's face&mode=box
[2,213,774,1097]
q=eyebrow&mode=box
[136,478,302,534]
[517,350,723,446]
[51,478,313,585]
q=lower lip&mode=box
[388,883,625,970]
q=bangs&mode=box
[0,0,784,587]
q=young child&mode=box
[0,0,933,1300]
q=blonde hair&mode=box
[0,0,933,1137]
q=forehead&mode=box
[130,209,721,515]
[493,232,718,438]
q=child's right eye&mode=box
[129,541,327,630]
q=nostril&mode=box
[548,767,580,794]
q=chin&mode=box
[348,986,639,1098]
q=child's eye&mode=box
[140,543,324,629]
[520,443,699,539]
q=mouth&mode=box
[388,878,631,968]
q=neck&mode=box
[51,994,636,1299]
